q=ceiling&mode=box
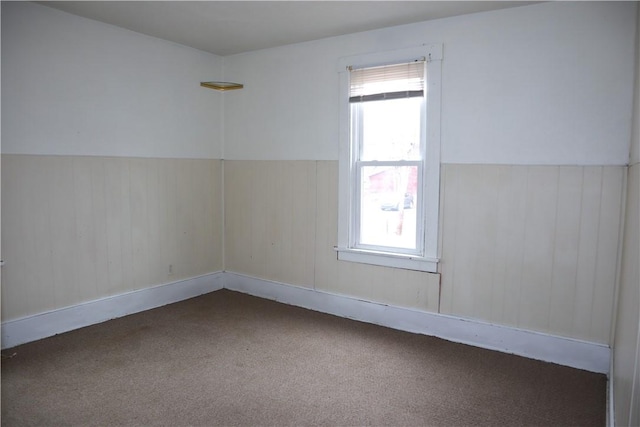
[38,1,536,56]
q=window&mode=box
[337,45,442,272]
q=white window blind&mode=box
[349,60,425,103]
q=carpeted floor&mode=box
[2,289,606,426]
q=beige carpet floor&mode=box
[2,289,606,426]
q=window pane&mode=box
[358,97,422,161]
[359,165,418,250]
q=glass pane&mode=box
[359,165,419,250]
[358,97,422,161]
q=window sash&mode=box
[351,98,424,162]
[353,160,424,256]
[349,62,427,257]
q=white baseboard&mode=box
[223,271,611,374]
[2,270,611,374]
[608,352,615,427]
[1,272,224,350]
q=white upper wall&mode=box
[2,2,224,159]
[631,4,640,166]
[223,2,637,164]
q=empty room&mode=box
[1,1,639,425]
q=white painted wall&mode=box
[224,1,637,165]
[632,5,640,167]
[1,2,3,344]
[1,2,224,159]
[1,2,226,321]
[220,1,637,346]
[612,5,640,425]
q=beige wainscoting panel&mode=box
[224,160,316,288]
[313,161,340,295]
[1,155,223,321]
[3,155,56,318]
[104,157,134,296]
[224,160,440,312]
[440,164,624,344]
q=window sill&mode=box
[334,247,439,273]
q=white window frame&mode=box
[336,44,442,273]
